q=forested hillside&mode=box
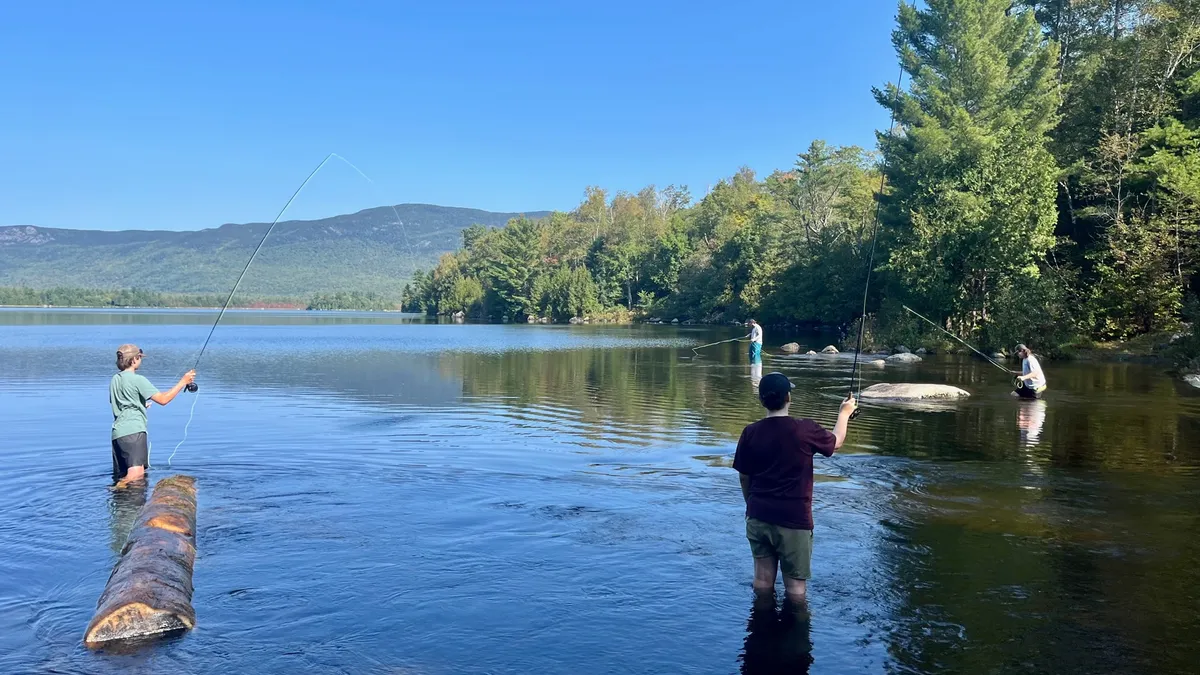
[0,204,550,297]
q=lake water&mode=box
[1,309,1198,674]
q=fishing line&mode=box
[691,336,749,357]
[167,392,200,467]
[169,152,414,464]
[847,65,905,417]
[901,305,1012,375]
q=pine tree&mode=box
[878,0,1062,332]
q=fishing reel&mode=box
[847,393,862,420]
[186,383,198,393]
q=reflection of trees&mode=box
[879,458,1200,674]
[457,347,766,445]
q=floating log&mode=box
[860,383,970,400]
[85,475,197,648]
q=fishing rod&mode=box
[186,153,334,391]
[901,304,1012,375]
[166,154,412,467]
[691,336,748,357]
[186,153,414,391]
[847,65,906,419]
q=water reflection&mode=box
[2,311,1200,674]
[739,593,813,674]
[1018,399,1047,446]
[750,362,763,389]
[107,481,147,555]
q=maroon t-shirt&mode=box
[733,416,837,531]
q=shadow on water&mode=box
[739,593,813,674]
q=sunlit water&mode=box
[1,309,1198,674]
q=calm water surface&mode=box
[1,309,1198,674]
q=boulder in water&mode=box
[886,352,923,364]
[821,345,839,354]
[781,342,801,353]
[895,345,911,354]
[860,383,970,399]
[915,347,927,355]
[1184,374,1200,389]
[991,352,1006,360]
[869,359,886,367]
[805,350,818,355]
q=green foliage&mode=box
[878,0,1061,334]
[0,286,298,308]
[533,266,600,321]
[306,291,397,311]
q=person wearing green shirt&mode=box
[110,344,196,484]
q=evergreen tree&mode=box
[878,0,1062,332]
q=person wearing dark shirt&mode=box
[733,372,856,600]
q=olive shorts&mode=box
[746,517,814,580]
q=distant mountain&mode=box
[0,204,550,297]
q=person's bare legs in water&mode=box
[754,556,807,601]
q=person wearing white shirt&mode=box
[746,319,764,364]
[1012,343,1047,399]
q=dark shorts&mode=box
[112,432,148,479]
[746,517,814,580]
[1015,383,1046,399]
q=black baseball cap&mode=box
[758,372,795,399]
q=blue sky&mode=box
[1,1,900,231]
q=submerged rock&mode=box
[886,352,923,364]
[781,342,801,353]
[821,345,839,354]
[860,383,970,399]
[869,359,886,367]
[805,350,818,355]
[1184,374,1200,389]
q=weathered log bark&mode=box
[85,475,197,648]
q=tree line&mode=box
[405,0,1199,366]
[0,287,400,312]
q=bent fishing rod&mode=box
[184,153,417,392]
[900,305,1012,375]
[184,154,336,392]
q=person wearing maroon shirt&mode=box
[733,372,856,600]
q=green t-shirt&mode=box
[110,370,160,440]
